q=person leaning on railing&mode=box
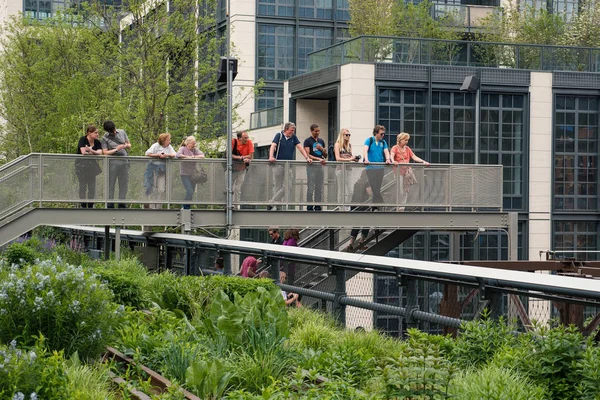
[334,128,360,211]
[176,136,205,210]
[144,133,176,209]
[390,132,429,212]
[101,120,132,209]
[363,125,392,211]
[267,122,312,211]
[75,125,103,209]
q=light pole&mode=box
[222,0,237,237]
[460,74,481,164]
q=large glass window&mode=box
[431,91,475,164]
[554,221,598,260]
[256,88,283,110]
[335,0,350,20]
[377,89,426,152]
[554,96,598,211]
[24,0,65,19]
[257,0,294,17]
[550,0,578,21]
[481,93,525,210]
[257,25,295,81]
[298,27,333,74]
[299,0,333,19]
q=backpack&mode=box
[327,144,335,161]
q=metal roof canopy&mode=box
[55,225,600,306]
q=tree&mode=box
[0,16,115,158]
[348,0,461,64]
[0,0,256,160]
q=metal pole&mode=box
[115,227,121,261]
[225,0,233,236]
[334,266,346,324]
[475,83,481,165]
[508,212,518,261]
[104,226,110,260]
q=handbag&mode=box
[191,167,208,185]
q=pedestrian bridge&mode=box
[0,153,515,247]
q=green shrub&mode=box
[451,315,515,368]
[492,323,585,400]
[364,329,454,399]
[288,308,340,352]
[3,242,37,266]
[449,364,546,400]
[96,257,152,309]
[65,355,116,400]
[202,288,297,394]
[149,273,276,318]
[0,340,69,399]
[0,259,124,359]
[576,342,600,399]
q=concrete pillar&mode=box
[528,71,553,325]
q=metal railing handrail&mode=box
[308,34,600,57]
[0,153,504,224]
[307,35,600,73]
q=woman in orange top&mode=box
[390,132,429,211]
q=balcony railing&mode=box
[432,4,498,32]
[308,35,600,73]
[250,106,283,130]
[0,154,503,220]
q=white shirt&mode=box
[146,143,176,156]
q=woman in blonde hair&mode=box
[176,136,205,209]
[390,132,429,211]
[334,128,360,210]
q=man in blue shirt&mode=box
[303,124,327,211]
[363,125,392,208]
[268,122,312,209]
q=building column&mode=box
[528,71,553,324]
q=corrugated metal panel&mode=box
[289,66,340,93]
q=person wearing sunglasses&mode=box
[363,125,392,210]
[334,128,360,211]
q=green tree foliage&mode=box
[349,0,459,40]
[0,0,251,160]
[0,16,115,158]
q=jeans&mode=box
[76,171,96,208]
[366,167,384,205]
[107,161,129,208]
[181,175,195,209]
[306,164,324,210]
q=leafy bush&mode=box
[449,364,546,400]
[201,287,297,394]
[288,308,340,352]
[0,259,124,359]
[149,272,276,318]
[576,342,600,399]
[64,354,116,400]
[492,323,585,400]
[96,257,152,309]
[364,329,454,399]
[451,314,515,368]
[0,339,69,399]
[3,243,37,266]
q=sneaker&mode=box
[267,205,278,211]
[307,206,314,211]
[314,206,322,211]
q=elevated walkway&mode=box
[0,153,513,249]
